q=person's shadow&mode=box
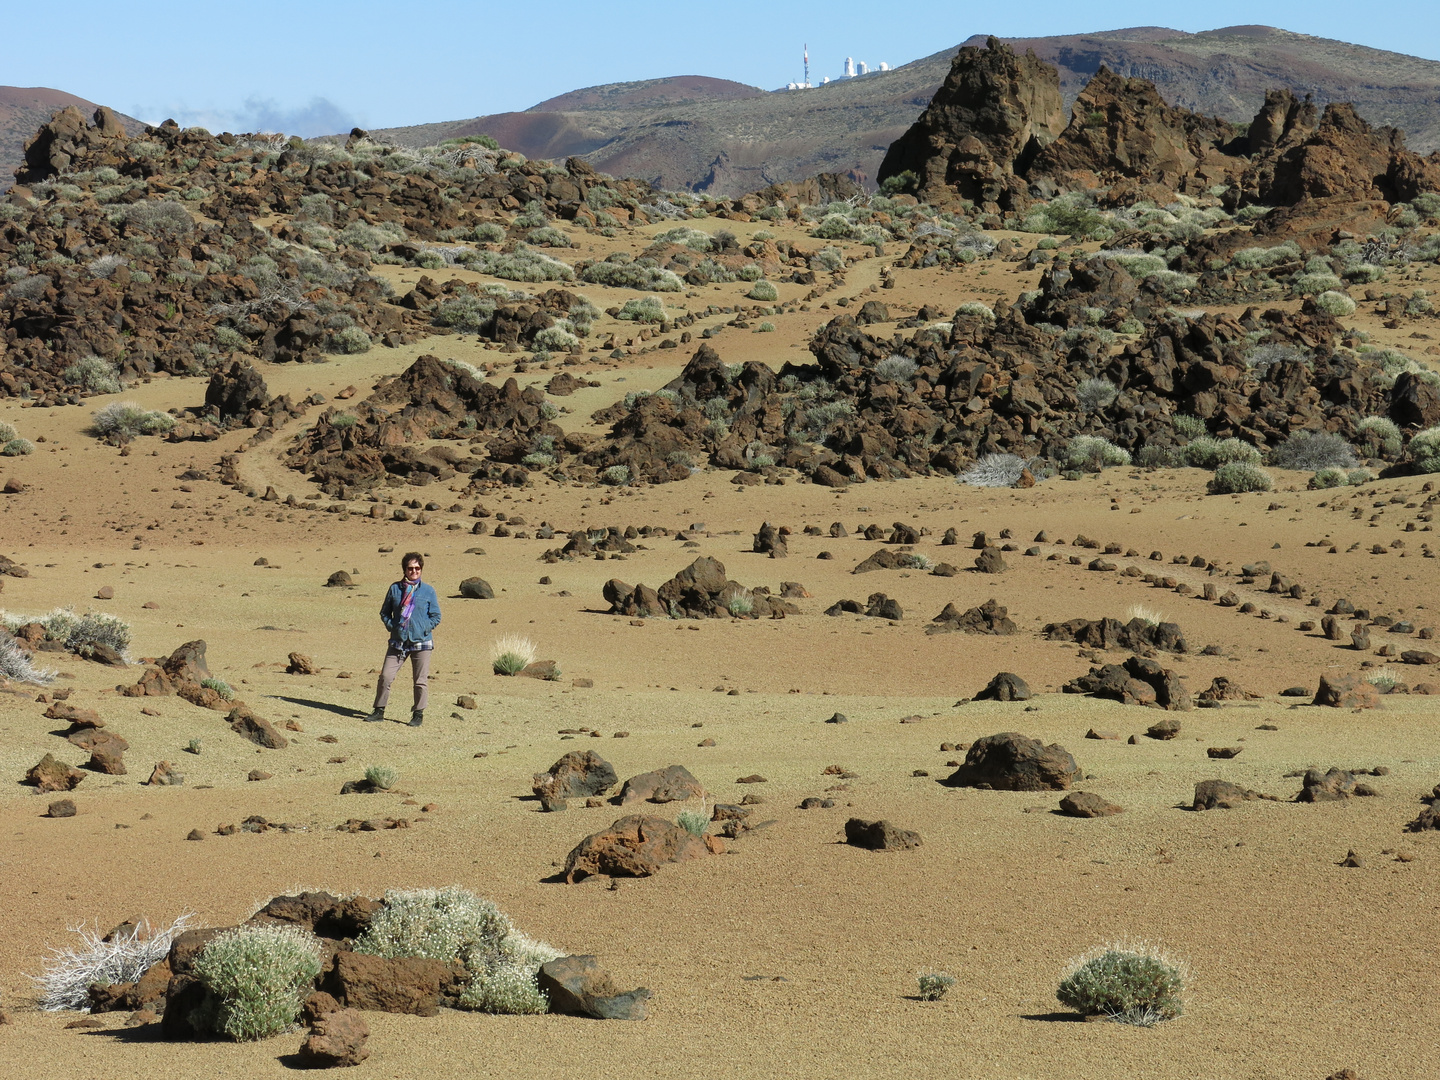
[267,695,368,719]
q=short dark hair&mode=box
[402,552,424,570]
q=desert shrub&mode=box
[357,886,559,1015]
[1172,414,1206,440]
[0,637,55,685]
[810,247,844,273]
[91,401,174,439]
[526,226,571,247]
[1356,416,1402,457]
[959,453,1027,487]
[197,677,233,701]
[191,925,322,1040]
[1116,318,1144,335]
[675,809,708,836]
[726,593,754,616]
[1063,435,1130,471]
[747,280,778,302]
[1407,290,1433,315]
[338,220,407,251]
[1406,425,1440,472]
[1208,461,1273,493]
[755,321,775,333]
[1076,377,1118,411]
[1293,271,1343,294]
[3,438,34,456]
[87,254,128,279]
[120,200,193,238]
[1021,194,1109,238]
[0,421,16,443]
[327,326,372,354]
[654,226,713,251]
[801,401,854,434]
[1135,445,1180,468]
[356,761,397,789]
[433,294,496,334]
[491,635,536,675]
[5,273,50,301]
[603,464,630,485]
[530,324,576,352]
[1180,436,1259,469]
[953,301,995,322]
[874,355,916,383]
[1366,667,1399,691]
[1314,290,1356,317]
[1057,941,1186,1025]
[1309,467,1350,488]
[471,222,506,243]
[65,612,131,654]
[1268,430,1355,471]
[1231,241,1301,269]
[34,914,194,1010]
[64,355,122,394]
[580,260,683,291]
[1105,250,1168,279]
[616,296,665,323]
[917,972,956,1001]
[129,270,152,284]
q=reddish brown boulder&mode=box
[844,818,922,850]
[536,955,651,1020]
[1193,779,1278,810]
[926,597,1017,635]
[327,951,462,1016]
[1058,792,1123,818]
[227,705,289,749]
[564,814,718,882]
[44,701,103,726]
[1197,677,1261,702]
[946,732,1081,791]
[47,797,77,817]
[1312,674,1381,709]
[617,764,705,805]
[247,892,380,939]
[25,752,84,792]
[146,761,183,786]
[286,652,317,675]
[298,1007,371,1067]
[533,750,618,810]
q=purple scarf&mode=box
[399,579,420,628]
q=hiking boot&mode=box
[408,710,424,727]
[364,709,385,723]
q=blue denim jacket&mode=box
[380,580,441,644]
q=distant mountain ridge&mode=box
[358,25,1440,197]
[0,88,143,190]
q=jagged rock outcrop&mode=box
[878,37,1065,210]
[1027,66,1239,192]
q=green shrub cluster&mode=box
[191,926,322,1040]
[1057,942,1186,1025]
[1208,461,1273,493]
[91,401,174,439]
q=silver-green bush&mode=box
[1057,941,1186,1025]
[91,401,174,439]
[1314,290,1357,317]
[64,355,122,394]
[959,453,1027,487]
[1268,430,1355,471]
[1208,461,1273,493]
[191,926,322,1040]
[917,972,956,1001]
[1063,435,1130,471]
[1181,436,1259,469]
[364,764,398,790]
[747,280,778,302]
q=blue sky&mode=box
[6,1,1439,136]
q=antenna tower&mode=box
[804,44,809,88]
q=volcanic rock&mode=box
[946,732,1081,790]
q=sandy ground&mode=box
[2,222,1439,1079]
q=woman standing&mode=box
[365,552,441,726]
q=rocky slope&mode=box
[0,87,143,192]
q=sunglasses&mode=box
[404,565,422,572]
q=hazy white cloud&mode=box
[131,96,361,139]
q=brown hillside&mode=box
[360,26,1440,196]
